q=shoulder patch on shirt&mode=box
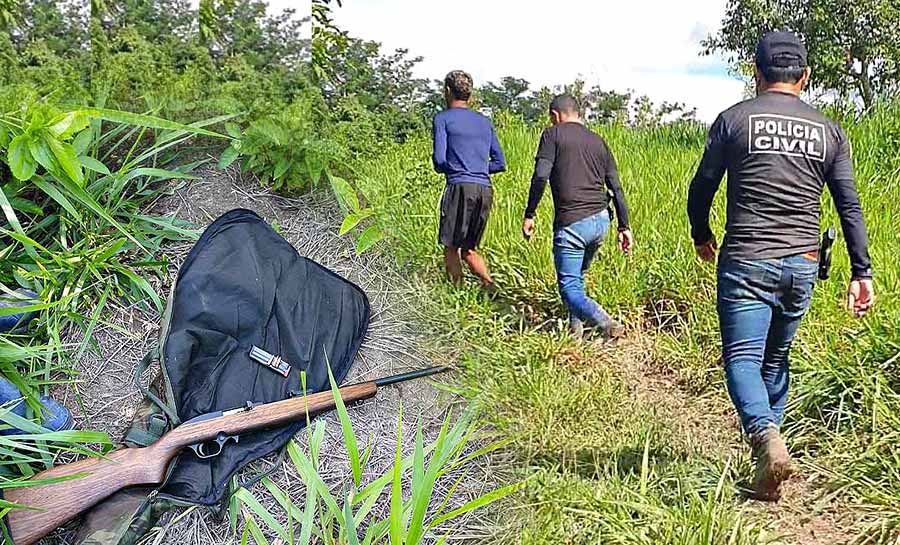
[748,114,827,162]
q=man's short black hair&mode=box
[444,70,474,101]
[760,65,806,85]
[549,94,579,115]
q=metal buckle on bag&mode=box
[249,345,292,377]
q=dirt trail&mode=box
[594,331,865,545]
[44,166,494,545]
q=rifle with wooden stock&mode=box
[3,367,448,545]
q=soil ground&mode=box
[595,331,866,545]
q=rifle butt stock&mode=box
[4,444,173,545]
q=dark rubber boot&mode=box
[0,377,74,435]
[750,424,792,501]
[601,319,626,339]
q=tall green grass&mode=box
[232,368,522,544]
[351,106,900,542]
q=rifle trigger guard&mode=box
[189,432,240,459]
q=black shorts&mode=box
[438,182,493,250]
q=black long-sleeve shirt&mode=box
[687,91,872,278]
[524,122,630,230]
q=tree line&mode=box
[312,0,900,143]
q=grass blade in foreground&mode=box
[327,357,362,487]
[389,404,406,545]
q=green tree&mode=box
[17,0,88,58]
[476,78,633,125]
[704,0,900,108]
[87,0,312,116]
[421,79,444,121]
[198,0,220,45]
[198,0,309,69]
[630,95,697,127]
[1,0,20,29]
[479,76,531,115]
[0,0,89,104]
[323,37,433,139]
[100,0,195,42]
[311,0,346,83]
[523,85,554,123]
[583,85,631,125]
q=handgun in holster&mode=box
[818,227,837,280]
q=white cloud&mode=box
[333,0,746,121]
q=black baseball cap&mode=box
[755,31,808,69]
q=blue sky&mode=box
[332,0,747,122]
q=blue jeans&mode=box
[0,289,38,333]
[553,211,613,328]
[717,253,818,436]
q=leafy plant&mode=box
[0,102,230,509]
[217,104,383,255]
[327,171,382,255]
[219,101,334,193]
[1,102,225,263]
[311,0,347,84]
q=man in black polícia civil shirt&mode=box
[687,31,875,501]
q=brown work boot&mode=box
[750,424,792,501]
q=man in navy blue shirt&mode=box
[432,70,506,291]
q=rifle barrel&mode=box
[373,366,450,387]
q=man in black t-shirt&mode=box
[523,95,634,339]
[687,31,875,501]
